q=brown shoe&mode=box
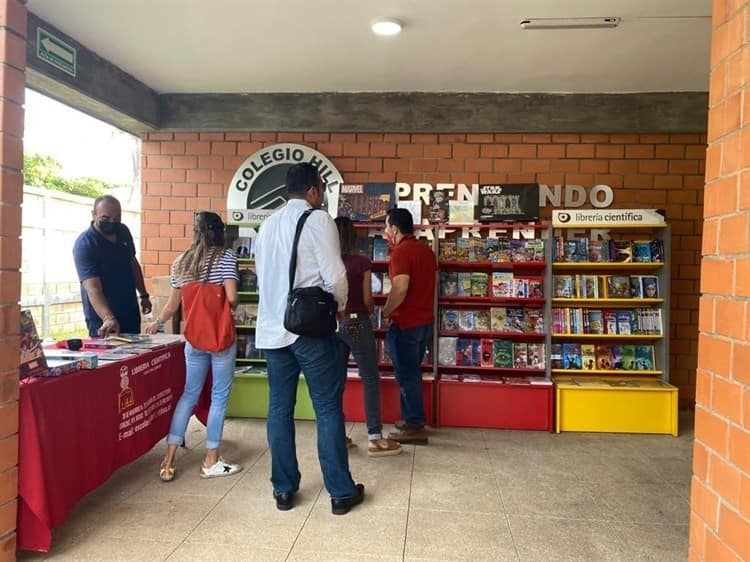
[394,419,407,430]
[368,438,402,457]
[388,426,428,445]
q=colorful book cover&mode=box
[630,276,644,298]
[337,183,395,222]
[527,343,545,370]
[588,310,604,334]
[458,310,475,331]
[505,308,526,333]
[609,345,624,370]
[456,338,475,366]
[562,343,582,370]
[457,272,472,296]
[640,275,660,298]
[440,271,458,296]
[621,345,636,370]
[480,339,495,367]
[616,310,633,335]
[509,239,526,262]
[525,239,544,262]
[358,236,375,259]
[574,238,589,262]
[527,278,544,299]
[550,343,563,369]
[438,239,457,261]
[473,310,491,332]
[490,307,507,332]
[588,239,609,262]
[632,241,653,262]
[472,237,488,262]
[477,183,540,222]
[371,272,384,294]
[649,239,664,262]
[440,309,459,331]
[513,343,528,369]
[512,278,528,298]
[20,310,48,379]
[397,200,422,225]
[526,308,545,333]
[562,240,578,262]
[470,272,489,297]
[485,238,499,262]
[491,272,513,298]
[455,237,473,261]
[634,345,655,370]
[496,237,512,262]
[428,190,449,223]
[610,240,633,263]
[372,237,389,261]
[449,200,476,224]
[581,344,596,370]
[595,344,612,370]
[553,275,574,298]
[606,275,632,298]
[438,337,458,365]
[493,340,513,367]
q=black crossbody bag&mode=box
[283,209,338,337]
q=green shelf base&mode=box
[226,373,315,420]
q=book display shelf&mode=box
[434,222,553,430]
[549,209,678,436]
[225,222,316,420]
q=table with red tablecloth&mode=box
[17,343,187,552]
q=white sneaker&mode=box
[200,457,242,479]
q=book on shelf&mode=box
[473,237,488,262]
[605,275,632,298]
[477,183,540,222]
[239,268,257,292]
[493,340,513,368]
[20,310,48,379]
[616,310,633,335]
[439,271,458,296]
[634,345,655,370]
[428,190,449,223]
[595,344,612,369]
[505,308,526,333]
[622,345,636,370]
[456,338,479,366]
[357,236,374,259]
[438,337,458,365]
[457,310,475,331]
[603,309,618,334]
[640,275,659,298]
[554,275,574,298]
[473,310,491,331]
[337,183,395,222]
[632,241,653,262]
[609,345,624,369]
[562,343,582,369]
[580,344,596,370]
[550,343,563,369]
[457,272,472,296]
[372,238,389,261]
[438,240,457,261]
[456,237,473,261]
[527,342,545,369]
[491,272,513,298]
[397,200,422,225]
[649,239,664,262]
[232,237,255,260]
[513,342,528,368]
[490,307,507,332]
[449,200,476,224]
[470,272,489,297]
[588,239,609,262]
[609,240,633,262]
[440,309,459,331]
[480,339,494,367]
[526,309,545,334]
[588,310,604,334]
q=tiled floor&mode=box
[19,412,694,561]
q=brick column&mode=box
[0,0,25,558]
[690,1,750,561]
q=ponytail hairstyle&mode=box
[172,211,226,283]
[334,216,358,257]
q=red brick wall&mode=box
[0,0,25,558]
[141,131,706,407]
[690,1,750,560]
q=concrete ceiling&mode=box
[25,0,712,95]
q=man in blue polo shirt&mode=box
[73,195,151,337]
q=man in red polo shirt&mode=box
[382,208,437,444]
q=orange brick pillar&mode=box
[0,0,25,558]
[690,1,750,560]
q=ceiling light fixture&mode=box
[371,17,403,36]
[520,17,620,30]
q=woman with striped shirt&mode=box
[147,211,242,481]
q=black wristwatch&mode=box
[139,293,150,300]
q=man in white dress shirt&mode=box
[255,163,364,515]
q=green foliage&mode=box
[23,152,116,198]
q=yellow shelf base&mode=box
[554,379,678,436]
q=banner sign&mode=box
[226,143,343,224]
[552,208,666,227]
[478,183,540,222]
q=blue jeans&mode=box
[264,335,356,500]
[166,341,237,450]
[387,323,433,428]
[337,315,382,439]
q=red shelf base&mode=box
[437,380,553,431]
[343,376,434,425]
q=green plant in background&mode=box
[23,153,116,198]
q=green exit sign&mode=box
[37,28,76,77]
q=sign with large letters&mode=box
[552,208,666,227]
[226,143,343,224]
